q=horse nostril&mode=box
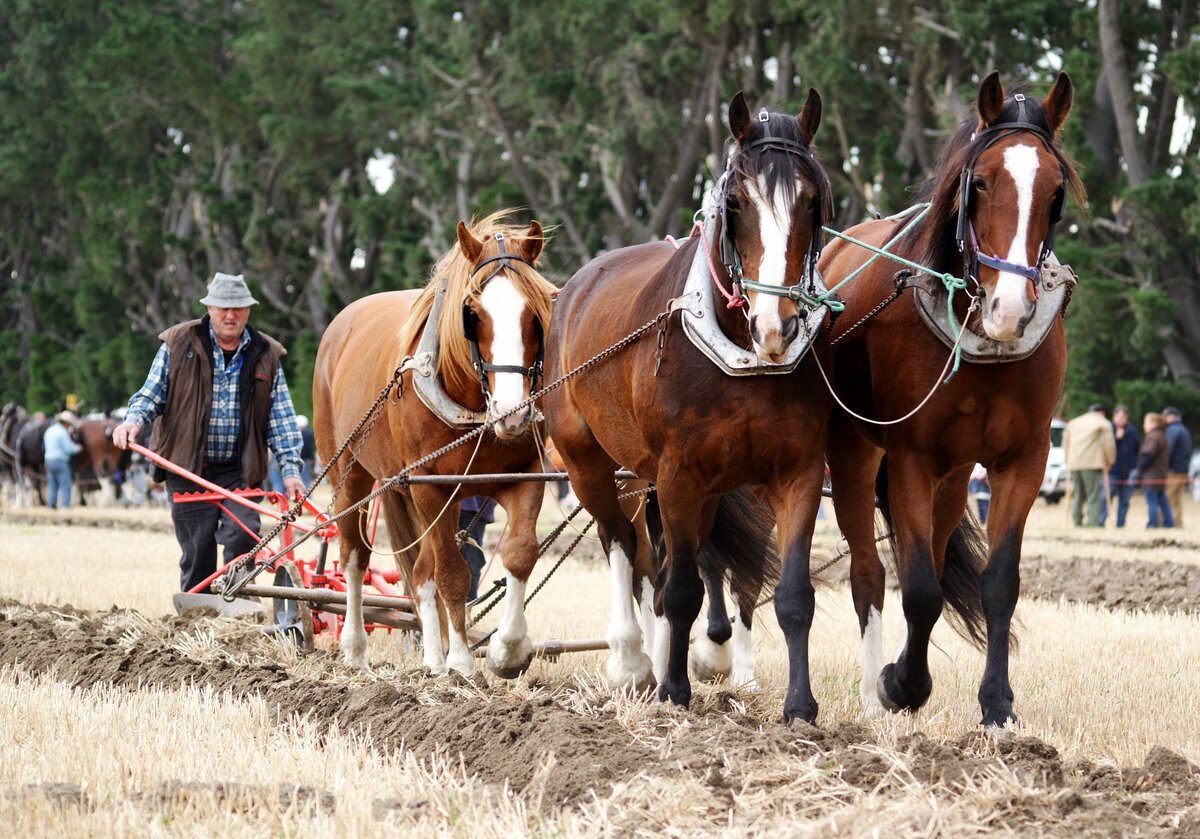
[782,316,799,342]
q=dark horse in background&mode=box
[822,72,1084,727]
[546,90,836,722]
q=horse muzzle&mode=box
[490,404,534,438]
[750,313,800,361]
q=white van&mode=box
[1039,418,1068,504]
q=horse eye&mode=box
[972,177,987,192]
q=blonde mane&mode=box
[397,211,558,399]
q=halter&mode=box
[955,94,1067,291]
[717,107,824,308]
[461,231,545,398]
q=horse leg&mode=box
[625,484,665,681]
[485,480,543,678]
[412,486,474,676]
[689,561,733,684]
[875,453,941,714]
[334,465,377,669]
[977,455,1042,728]
[828,424,887,718]
[558,445,655,694]
[770,476,824,724]
[730,590,759,689]
[655,480,710,708]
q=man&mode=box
[1162,406,1193,526]
[113,272,305,592]
[43,410,81,510]
[1098,404,1140,528]
[459,496,496,601]
[1062,402,1116,527]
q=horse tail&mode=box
[645,486,781,610]
[874,459,990,650]
[379,490,422,595]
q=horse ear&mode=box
[1041,72,1073,139]
[457,221,483,264]
[797,87,822,145]
[976,71,1005,128]
[729,90,752,144]
[520,219,544,264]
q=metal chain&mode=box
[828,272,912,348]
[222,306,677,598]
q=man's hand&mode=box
[112,421,141,450]
[283,475,307,502]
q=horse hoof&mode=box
[487,636,534,679]
[980,710,1019,730]
[689,635,732,683]
[656,678,692,708]
[782,703,818,726]
[876,663,931,713]
[607,652,656,696]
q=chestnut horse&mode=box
[74,415,131,504]
[313,213,556,677]
[545,91,835,722]
[821,73,1084,727]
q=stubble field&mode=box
[1,492,1198,837]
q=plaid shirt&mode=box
[126,323,303,478]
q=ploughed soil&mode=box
[1,600,1198,834]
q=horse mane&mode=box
[902,82,1087,274]
[730,110,834,230]
[396,210,558,396]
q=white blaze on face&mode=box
[985,144,1039,340]
[747,173,798,343]
[477,275,529,429]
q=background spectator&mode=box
[1063,402,1116,527]
[1138,412,1173,528]
[43,410,81,510]
[1162,406,1192,526]
[1099,404,1139,528]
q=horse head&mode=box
[958,72,1077,341]
[456,218,552,439]
[723,89,832,361]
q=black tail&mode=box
[875,459,991,650]
[645,486,781,610]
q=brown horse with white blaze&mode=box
[313,212,556,677]
[545,90,835,722]
[821,72,1085,727]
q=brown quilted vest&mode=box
[149,316,286,488]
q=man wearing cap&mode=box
[1163,406,1193,526]
[43,410,82,510]
[112,273,306,592]
[1063,402,1117,527]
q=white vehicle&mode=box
[1040,418,1068,504]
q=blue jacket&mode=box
[43,422,81,463]
[1165,421,1193,473]
[1109,425,1140,480]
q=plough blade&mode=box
[171,592,266,618]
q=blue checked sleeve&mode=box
[266,365,304,480]
[125,344,171,429]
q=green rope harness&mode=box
[724,202,975,376]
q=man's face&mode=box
[1114,410,1128,428]
[207,306,251,348]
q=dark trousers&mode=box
[1098,480,1133,527]
[458,509,488,601]
[167,462,260,592]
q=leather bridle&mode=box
[461,231,545,398]
[955,93,1066,293]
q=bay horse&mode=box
[821,72,1085,727]
[74,415,132,505]
[545,90,836,722]
[313,212,557,677]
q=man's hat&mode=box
[1163,405,1182,418]
[56,410,78,424]
[199,272,258,308]
[1088,402,1106,413]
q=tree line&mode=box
[2,0,1198,423]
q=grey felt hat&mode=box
[200,272,259,307]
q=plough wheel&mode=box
[271,561,314,651]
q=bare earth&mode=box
[1,501,1198,835]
